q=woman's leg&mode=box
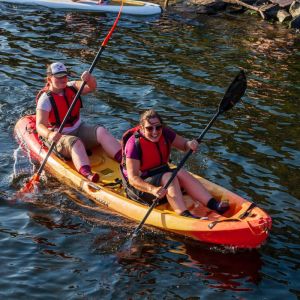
[71,139,90,171]
[160,172,187,214]
[176,169,229,214]
[176,169,212,206]
[96,127,121,160]
[71,139,99,182]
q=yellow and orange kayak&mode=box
[14,115,272,249]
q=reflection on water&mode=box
[115,234,263,297]
[177,242,262,291]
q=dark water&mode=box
[1,2,300,299]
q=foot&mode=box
[180,210,200,219]
[216,200,230,214]
[86,172,99,183]
[207,198,230,215]
[79,165,99,183]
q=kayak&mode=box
[0,0,162,16]
[14,115,272,249]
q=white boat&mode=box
[14,115,272,249]
[0,0,162,15]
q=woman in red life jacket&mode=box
[36,62,122,182]
[121,109,229,218]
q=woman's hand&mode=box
[80,70,97,93]
[172,134,199,153]
[81,70,92,82]
[48,131,62,144]
[152,186,167,199]
[185,139,199,152]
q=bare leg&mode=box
[176,169,212,206]
[71,139,90,171]
[161,172,187,214]
[96,127,121,158]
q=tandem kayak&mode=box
[0,0,162,16]
[14,115,272,249]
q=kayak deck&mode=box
[14,115,272,249]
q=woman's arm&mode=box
[126,158,163,197]
[74,71,97,95]
[36,109,61,143]
[172,134,199,152]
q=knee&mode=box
[162,171,178,185]
[178,169,188,176]
[177,168,191,180]
[72,138,85,151]
[96,126,109,138]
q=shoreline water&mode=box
[162,0,300,30]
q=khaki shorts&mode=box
[53,122,99,159]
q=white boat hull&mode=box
[0,0,162,15]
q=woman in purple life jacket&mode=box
[36,62,122,182]
[122,109,229,218]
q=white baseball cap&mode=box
[47,62,68,77]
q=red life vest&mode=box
[122,126,171,172]
[36,85,82,128]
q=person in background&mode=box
[36,62,122,182]
[121,109,229,218]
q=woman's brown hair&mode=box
[140,109,163,126]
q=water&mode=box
[13,144,34,178]
[0,2,300,299]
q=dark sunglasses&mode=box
[144,125,163,132]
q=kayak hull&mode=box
[14,115,272,249]
[0,0,162,16]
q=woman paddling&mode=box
[36,62,122,182]
[121,109,229,218]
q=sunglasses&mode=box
[144,125,163,132]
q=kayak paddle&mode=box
[131,70,247,238]
[19,2,123,194]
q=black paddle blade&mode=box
[219,70,247,113]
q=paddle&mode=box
[131,70,247,238]
[20,2,123,194]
